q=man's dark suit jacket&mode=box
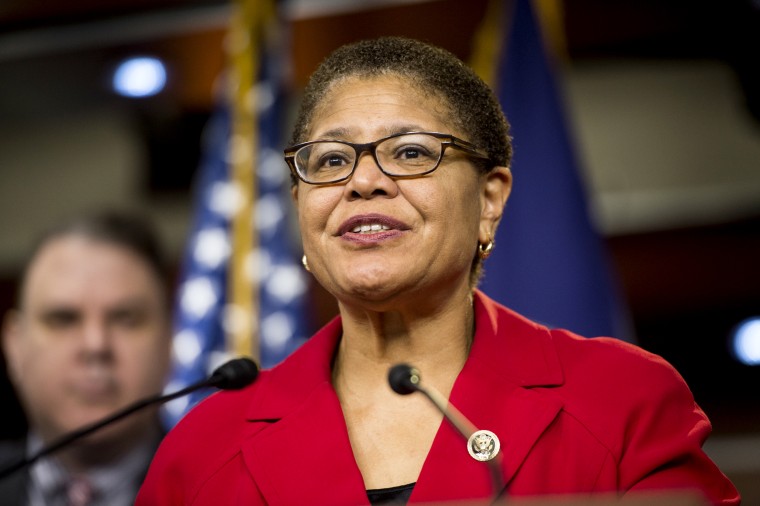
[0,439,30,506]
[0,431,163,505]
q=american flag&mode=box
[162,0,308,427]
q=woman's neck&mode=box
[332,288,474,397]
[331,288,475,489]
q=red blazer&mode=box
[137,291,739,505]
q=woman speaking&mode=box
[137,37,739,505]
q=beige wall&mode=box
[567,59,760,235]
[0,107,191,272]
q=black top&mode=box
[366,482,415,505]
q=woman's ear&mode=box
[290,184,299,204]
[479,166,512,243]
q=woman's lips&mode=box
[337,213,410,243]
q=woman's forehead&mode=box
[308,75,456,139]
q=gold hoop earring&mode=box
[478,239,494,260]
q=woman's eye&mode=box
[396,145,431,160]
[317,152,350,169]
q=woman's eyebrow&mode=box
[315,124,431,141]
[383,124,428,136]
[313,127,352,140]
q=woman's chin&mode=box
[331,272,409,306]
[342,279,399,301]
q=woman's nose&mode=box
[344,152,399,199]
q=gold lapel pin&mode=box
[467,429,501,462]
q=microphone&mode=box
[206,356,260,390]
[388,363,506,504]
[0,357,259,480]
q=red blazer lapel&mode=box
[238,317,370,505]
[241,381,368,506]
[411,291,565,503]
[411,385,564,504]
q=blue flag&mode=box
[478,0,631,340]
[162,41,308,428]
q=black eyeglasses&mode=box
[283,131,493,185]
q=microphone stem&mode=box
[418,386,478,441]
[489,459,507,505]
[0,377,212,480]
[419,385,506,503]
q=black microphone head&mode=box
[388,363,421,395]
[208,357,260,390]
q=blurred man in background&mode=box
[0,210,172,506]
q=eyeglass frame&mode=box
[283,131,494,185]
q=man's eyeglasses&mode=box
[284,132,492,185]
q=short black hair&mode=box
[17,209,169,307]
[290,36,512,173]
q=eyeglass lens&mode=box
[295,133,445,183]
